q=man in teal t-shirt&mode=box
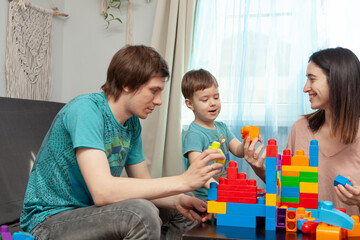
[20,45,225,240]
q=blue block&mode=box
[265,217,276,231]
[305,208,319,218]
[13,232,35,240]
[282,186,300,193]
[334,174,353,187]
[281,191,299,198]
[309,140,319,167]
[208,182,217,200]
[297,219,308,231]
[216,225,256,239]
[227,202,265,217]
[217,214,257,228]
[318,201,355,230]
[265,206,276,218]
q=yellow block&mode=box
[266,193,276,206]
[207,201,226,214]
[282,165,318,173]
[300,182,318,193]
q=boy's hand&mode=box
[243,137,266,182]
[335,177,360,207]
[181,149,224,191]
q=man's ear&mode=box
[185,98,194,111]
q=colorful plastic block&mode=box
[266,193,277,206]
[309,140,319,167]
[217,214,257,228]
[291,149,310,166]
[240,126,259,142]
[301,221,318,234]
[282,149,291,165]
[316,223,342,240]
[276,208,287,229]
[0,225,13,240]
[282,165,318,173]
[266,139,278,157]
[300,182,318,194]
[334,174,353,187]
[348,215,360,237]
[208,182,217,201]
[286,210,297,232]
[207,200,226,214]
[12,232,35,240]
[226,202,265,217]
[318,201,355,230]
[208,141,225,164]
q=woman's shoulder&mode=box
[292,117,309,127]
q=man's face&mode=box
[126,77,165,119]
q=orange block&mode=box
[282,170,300,177]
[348,215,360,237]
[291,149,309,166]
[240,126,259,141]
[316,223,342,240]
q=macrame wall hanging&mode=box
[5,0,66,100]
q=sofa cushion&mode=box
[0,97,65,226]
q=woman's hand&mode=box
[334,177,360,207]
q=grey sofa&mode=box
[0,97,65,233]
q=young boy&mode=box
[181,69,266,200]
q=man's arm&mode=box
[188,151,217,189]
[76,147,224,207]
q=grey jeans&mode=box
[30,199,198,240]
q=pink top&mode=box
[286,118,360,216]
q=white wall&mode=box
[0,0,158,103]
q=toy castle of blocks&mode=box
[207,139,356,235]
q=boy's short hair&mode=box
[181,69,218,99]
[102,45,169,100]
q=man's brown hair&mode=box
[102,45,169,100]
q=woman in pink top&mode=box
[287,47,360,216]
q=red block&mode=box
[301,221,318,234]
[300,193,318,199]
[266,139,278,157]
[280,202,300,208]
[282,149,291,165]
[299,198,318,209]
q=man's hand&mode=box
[181,149,224,191]
[175,194,212,222]
[243,137,266,182]
[335,177,360,207]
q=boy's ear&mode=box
[185,98,194,111]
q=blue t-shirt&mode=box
[182,121,235,200]
[20,92,145,232]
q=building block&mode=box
[297,219,308,231]
[207,201,226,214]
[0,225,13,240]
[276,208,287,229]
[282,165,318,173]
[334,174,353,187]
[348,215,360,237]
[291,149,310,166]
[265,157,277,194]
[281,191,300,198]
[12,232,35,240]
[226,161,238,179]
[281,197,300,203]
[282,149,291,165]
[309,140,319,167]
[265,218,276,231]
[286,210,297,232]
[300,182,318,193]
[318,201,355,230]
[316,223,342,240]
[266,193,277,206]
[282,170,300,177]
[208,141,225,164]
[208,182,217,201]
[226,202,265,217]
[277,154,282,170]
[217,214,257,228]
[266,139,278,157]
[301,221,318,234]
[240,126,259,142]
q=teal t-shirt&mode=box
[182,121,235,200]
[20,92,145,232]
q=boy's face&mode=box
[186,84,221,128]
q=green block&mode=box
[300,176,318,183]
[281,197,300,203]
[282,181,300,187]
[282,176,300,182]
[300,172,318,177]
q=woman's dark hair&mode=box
[304,47,360,144]
[102,45,169,100]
